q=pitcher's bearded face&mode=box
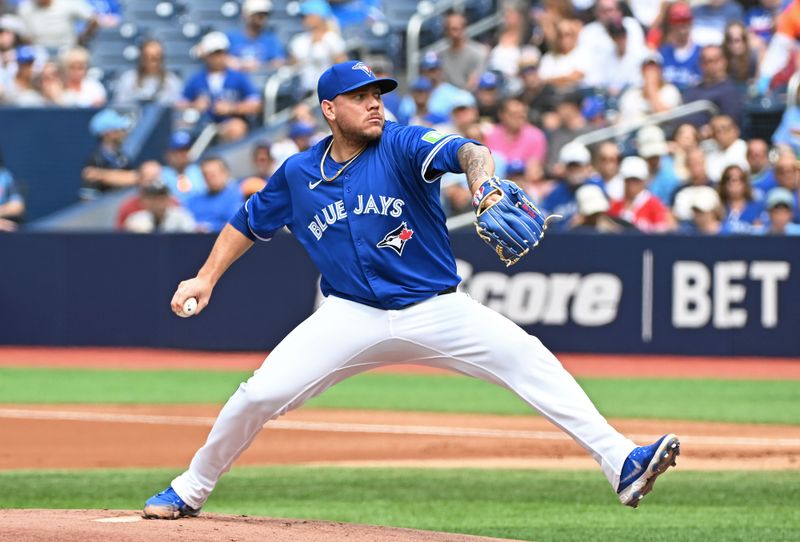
[330,84,385,143]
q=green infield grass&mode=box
[0,467,797,541]
[0,367,798,424]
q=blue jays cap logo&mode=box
[377,222,414,256]
[317,60,398,103]
[352,62,373,77]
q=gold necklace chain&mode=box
[319,138,367,182]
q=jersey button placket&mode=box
[343,172,377,297]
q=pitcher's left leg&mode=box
[394,292,636,489]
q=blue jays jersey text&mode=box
[238,121,475,309]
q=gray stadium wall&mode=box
[1,231,798,356]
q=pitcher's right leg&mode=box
[144,297,390,518]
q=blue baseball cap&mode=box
[16,45,36,64]
[581,94,605,120]
[299,0,332,18]
[478,72,499,89]
[419,51,441,71]
[89,109,131,137]
[317,60,398,103]
[450,90,476,109]
[169,130,192,150]
[289,121,316,139]
[410,76,433,92]
[766,187,796,210]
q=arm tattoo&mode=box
[458,143,495,193]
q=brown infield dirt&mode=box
[0,509,524,542]
[1,347,798,541]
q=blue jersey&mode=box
[226,29,285,64]
[659,43,702,91]
[187,182,243,233]
[161,164,206,203]
[722,200,764,234]
[648,155,681,205]
[540,181,578,231]
[182,68,260,123]
[236,122,473,309]
[752,169,777,200]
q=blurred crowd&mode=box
[0,0,799,236]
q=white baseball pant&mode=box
[172,292,636,508]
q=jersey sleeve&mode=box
[233,161,292,241]
[391,124,480,183]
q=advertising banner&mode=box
[1,232,797,355]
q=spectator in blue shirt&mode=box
[542,141,594,230]
[658,2,702,91]
[416,52,464,121]
[186,157,244,233]
[636,125,680,205]
[179,32,262,143]
[81,108,138,199]
[747,139,775,195]
[770,150,800,220]
[0,147,24,231]
[682,45,743,128]
[754,147,796,202]
[759,187,800,235]
[226,0,285,73]
[717,164,764,234]
[161,131,206,203]
[397,76,446,126]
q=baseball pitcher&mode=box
[143,61,679,519]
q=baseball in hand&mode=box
[179,297,198,318]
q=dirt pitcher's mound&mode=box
[0,509,524,542]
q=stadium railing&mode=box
[570,100,720,147]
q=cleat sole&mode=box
[142,505,200,520]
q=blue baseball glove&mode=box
[472,177,560,267]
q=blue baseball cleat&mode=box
[142,486,201,519]
[617,433,680,508]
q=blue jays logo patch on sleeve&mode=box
[376,221,414,256]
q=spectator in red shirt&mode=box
[485,97,547,164]
[115,160,175,229]
[610,156,676,233]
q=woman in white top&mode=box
[288,0,347,93]
[113,39,183,106]
[538,19,585,91]
[51,46,107,107]
[617,55,682,125]
[487,0,534,80]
